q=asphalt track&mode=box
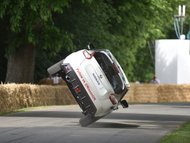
[0,103,190,143]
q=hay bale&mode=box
[53,86,75,105]
[29,85,56,106]
[38,77,67,85]
[178,85,190,102]
[124,83,190,103]
[133,84,158,103]
[29,84,75,106]
[0,83,75,113]
[124,84,135,103]
[0,84,24,112]
[1,83,190,114]
[158,84,188,102]
[0,85,9,112]
[124,83,158,103]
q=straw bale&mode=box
[1,83,190,113]
[124,84,158,103]
[0,85,9,112]
[158,84,188,102]
[38,77,67,85]
[133,84,158,103]
[124,83,190,103]
[124,84,135,102]
[0,84,75,113]
[0,84,21,112]
[178,85,190,102]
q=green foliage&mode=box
[0,0,72,56]
[1,0,190,82]
[106,0,190,82]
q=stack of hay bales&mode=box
[1,83,190,113]
[125,83,190,103]
[125,84,159,103]
[38,77,66,85]
[0,84,75,113]
[158,84,190,102]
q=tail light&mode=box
[109,95,118,105]
[83,50,95,59]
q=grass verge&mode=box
[0,106,53,116]
[160,121,190,143]
[0,110,23,116]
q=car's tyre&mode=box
[79,114,99,127]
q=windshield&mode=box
[94,52,124,94]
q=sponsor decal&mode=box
[90,72,103,89]
[76,68,96,101]
[92,73,100,85]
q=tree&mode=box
[1,0,189,83]
[35,0,189,82]
[0,0,72,83]
[105,0,189,82]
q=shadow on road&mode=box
[8,111,82,118]
[6,111,190,122]
[88,122,139,129]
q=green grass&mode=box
[0,105,69,116]
[160,121,190,143]
[0,110,22,116]
[0,106,51,116]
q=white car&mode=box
[48,48,130,126]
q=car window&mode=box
[94,52,123,94]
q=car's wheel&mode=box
[79,114,99,127]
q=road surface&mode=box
[0,103,190,143]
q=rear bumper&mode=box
[61,64,97,116]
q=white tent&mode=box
[155,39,190,84]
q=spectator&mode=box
[150,75,160,84]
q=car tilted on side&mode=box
[48,48,130,126]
